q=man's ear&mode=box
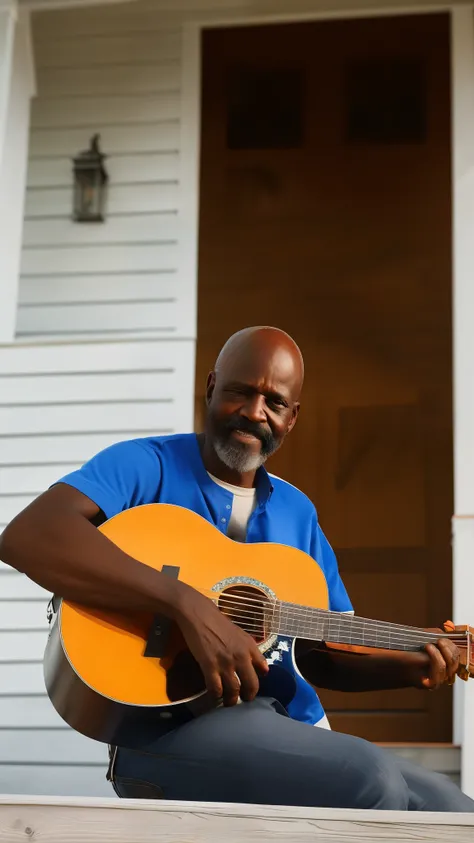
[287,402,300,434]
[205,371,216,406]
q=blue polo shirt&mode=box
[57,432,352,727]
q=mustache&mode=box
[223,416,274,449]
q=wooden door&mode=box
[196,13,453,742]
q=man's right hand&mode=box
[175,588,269,706]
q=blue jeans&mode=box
[110,697,474,811]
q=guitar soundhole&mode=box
[218,586,270,643]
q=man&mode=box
[1,326,473,811]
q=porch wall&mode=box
[0,338,195,797]
[3,0,474,799]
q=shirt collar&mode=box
[254,465,274,506]
[190,434,273,507]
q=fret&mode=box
[284,602,291,636]
[273,600,282,635]
[328,612,353,645]
[265,600,278,638]
[302,602,310,639]
[276,604,326,641]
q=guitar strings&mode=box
[215,592,464,639]
[218,618,465,650]
[211,589,459,637]
[214,591,467,639]
[205,611,458,651]
[221,622,465,647]
[219,610,461,646]
[214,597,468,647]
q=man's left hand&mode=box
[296,625,462,694]
[411,631,460,690]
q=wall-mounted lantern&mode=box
[72,134,108,222]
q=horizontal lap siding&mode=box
[0,338,194,487]
[21,245,178,275]
[27,154,180,188]
[24,183,179,219]
[29,123,179,156]
[0,695,74,726]
[0,767,112,797]
[18,9,186,339]
[22,213,178,246]
[0,338,195,794]
[31,93,180,127]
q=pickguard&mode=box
[257,636,298,708]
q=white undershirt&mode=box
[208,473,257,542]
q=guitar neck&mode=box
[272,602,455,652]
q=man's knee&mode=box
[348,742,409,810]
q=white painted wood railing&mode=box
[0,796,473,843]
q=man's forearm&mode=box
[296,643,426,692]
[0,486,191,620]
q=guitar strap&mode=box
[106,744,117,784]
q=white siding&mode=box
[0,767,112,797]
[18,6,186,340]
[0,338,194,794]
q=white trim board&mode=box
[185,3,469,28]
[0,7,35,343]
[16,0,474,15]
[451,3,474,797]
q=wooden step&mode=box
[378,743,461,784]
[0,795,473,843]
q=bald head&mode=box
[215,326,304,400]
[204,327,303,479]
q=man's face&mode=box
[205,346,300,474]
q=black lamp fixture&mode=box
[72,134,108,222]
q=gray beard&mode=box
[214,437,266,473]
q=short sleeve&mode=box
[54,439,161,520]
[311,514,353,613]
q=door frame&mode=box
[180,2,474,795]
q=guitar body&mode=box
[44,504,330,748]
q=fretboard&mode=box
[272,602,458,651]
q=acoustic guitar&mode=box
[43,503,474,748]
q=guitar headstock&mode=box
[444,622,474,680]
